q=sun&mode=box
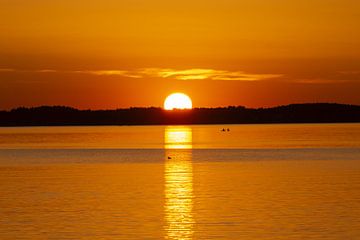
[164,93,193,110]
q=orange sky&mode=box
[1,0,360,109]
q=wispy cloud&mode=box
[0,68,14,72]
[293,79,353,84]
[338,70,360,75]
[0,68,283,81]
[35,69,57,73]
[70,68,283,81]
[2,67,360,84]
[138,68,282,81]
[74,70,142,78]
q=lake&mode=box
[1,124,360,239]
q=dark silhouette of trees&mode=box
[0,103,359,126]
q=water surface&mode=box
[0,124,360,239]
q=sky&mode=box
[1,0,360,109]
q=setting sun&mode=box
[164,93,192,110]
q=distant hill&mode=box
[0,103,360,126]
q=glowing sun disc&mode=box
[164,93,192,110]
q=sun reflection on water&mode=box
[164,126,194,240]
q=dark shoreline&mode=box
[1,103,360,127]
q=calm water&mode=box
[0,124,360,239]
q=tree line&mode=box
[0,103,359,126]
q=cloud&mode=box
[75,70,142,78]
[2,67,360,84]
[338,70,360,75]
[77,68,360,84]
[0,67,283,81]
[293,79,353,84]
[35,69,57,73]
[138,68,283,81]
[0,68,14,72]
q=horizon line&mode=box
[2,102,359,112]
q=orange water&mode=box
[0,124,360,239]
[1,124,359,149]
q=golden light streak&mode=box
[164,126,194,239]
